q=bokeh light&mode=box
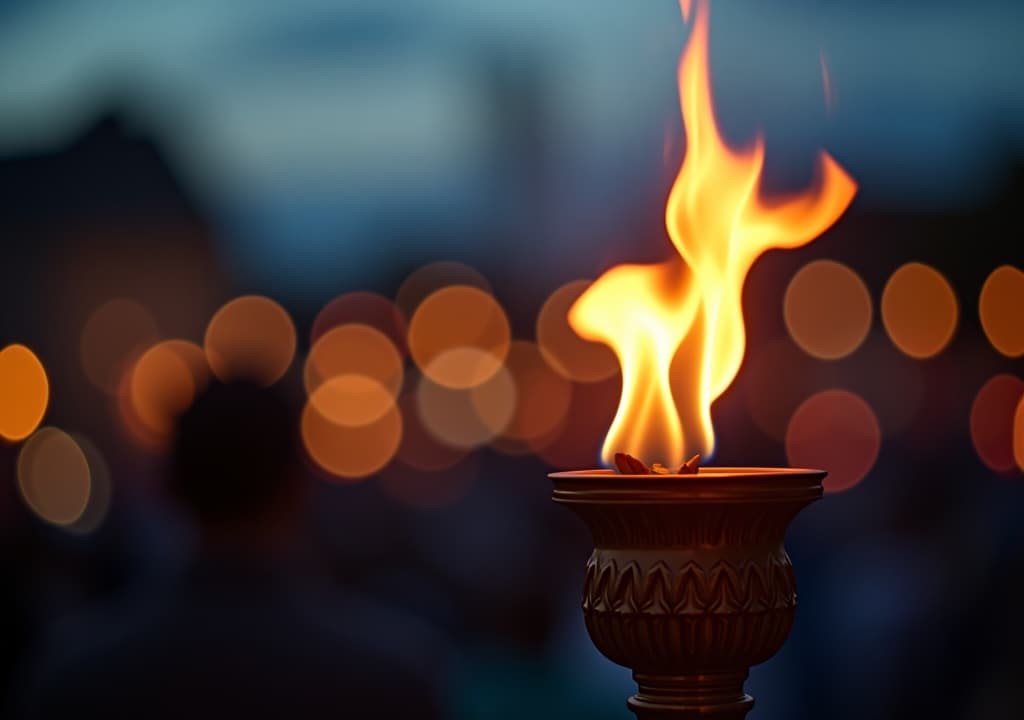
[536,280,618,382]
[979,265,1024,358]
[80,298,159,395]
[304,324,404,403]
[301,395,402,482]
[969,374,1024,475]
[204,295,296,386]
[395,261,491,322]
[307,374,397,428]
[17,427,92,527]
[469,364,518,441]
[493,341,572,452]
[417,365,515,449]
[130,340,208,440]
[310,291,408,354]
[785,389,881,494]
[881,262,958,359]
[408,286,510,389]
[783,260,872,360]
[68,434,112,535]
[0,344,49,442]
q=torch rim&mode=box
[549,467,825,503]
[549,467,825,480]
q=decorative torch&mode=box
[551,1,857,717]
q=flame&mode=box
[570,0,857,469]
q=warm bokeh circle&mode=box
[80,298,159,395]
[304,324,404,402]
[408,286,510,389]
[784,260,872,360]
[785,389,881,494]
[970,374,1024,475]
[130,340,209,440]
[205,295,296,386]
[301,396,403,481]
[17,427,92,527]
[0,344,49,442]
[979,265,1024,358]
[881,262,958,359]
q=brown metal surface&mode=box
[551,468,824,719]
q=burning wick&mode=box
[614,452,701,475]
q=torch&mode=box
[551,1,857,717]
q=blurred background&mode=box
[1,0,1023,717]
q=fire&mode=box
[570,0,857,469]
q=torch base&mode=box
[628,672,753,719]
[550,468,824,719]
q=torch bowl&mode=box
[550,467,824,719]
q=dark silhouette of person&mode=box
[14,380,446,719]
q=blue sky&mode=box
[0,0,1020,295]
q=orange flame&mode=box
[570,0,857,468]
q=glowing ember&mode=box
[613,451,700,475]
[570,0,857,469]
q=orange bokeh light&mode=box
[417,364,515,450]
[785,389,881,494]
[979,265,1024,358]
[970,374,1024,475]
[205,295,296,386]
[130,340,209,441]
[408,286,510,389]
[0,344,49,442]
[784,260,872,360]
[301,396,402,481]
[536,280,618,383]
[80,298,159,395]
[469,363,518,441]
[304,324,403,403]
[17,427,92,526]
[307,374,397,428]
[881,262,958,359]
